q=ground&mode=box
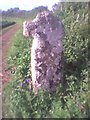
[0,24,20,95]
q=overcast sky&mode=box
[0,0,61,11]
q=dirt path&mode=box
[0,24,20,84]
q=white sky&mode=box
[0,0,61,10]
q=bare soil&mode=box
[0,24,20,84]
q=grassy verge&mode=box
[2,28,32,118]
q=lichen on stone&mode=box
[23,11,64,93]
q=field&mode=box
[0,16,24,36]
[0,21,16,29]
[2,2,89,118]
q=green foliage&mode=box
[53,2,89,117]
[7,29,32,79]
[3,2,89,118]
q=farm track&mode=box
[0,24,21,86]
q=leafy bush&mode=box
[3,2,89,118]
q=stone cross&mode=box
[23,11,64,93]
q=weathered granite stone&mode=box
[23,11,64,93]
